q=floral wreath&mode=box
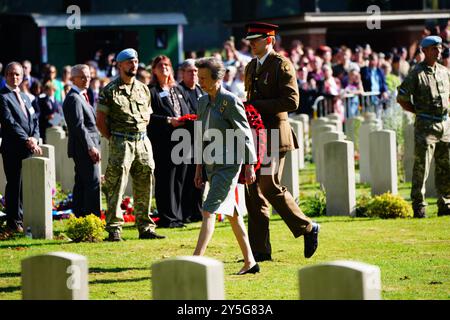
[238,103,266,183]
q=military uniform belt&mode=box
[111,131,147,141]
[417,113,448,122]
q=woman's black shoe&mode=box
[237,263,260,275]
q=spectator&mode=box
[147,55,193,228]
[62,64,101,218]
[381,62,401,96]
[30,79,42,98]
[137,68,151,85]
[222,65,236,91]
[61,65,72,87]
[360,53,388,96]
[0,62,42,233]
[19,78,35,103]
[177,59,204,223]
[43,65,65,103]
[35,81,60,142]
[441,46,450,69]
[398,47,411,80]
[296,66,318,117]
[410,48,425,68]
[344,68,364,118]
[104,53,117,78]
[322,64,344,121]
[230,66,246,100]
[21,60,38,89]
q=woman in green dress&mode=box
[193,57,260,275]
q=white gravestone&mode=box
[288,119,305,169]
[317,131,345,184]
[425,158,437,197]
[152,256,225,300]
[311,118,330,161]
[359,120,382,184]
[369,130,398,196]
[22,157,52,239]
[38,144,56,194]
[299,260,382,300]
[22,252,89,300]
[291,114,310,155]
[280,149,300,204]
[402,123,415,183]
[324,141,356,216]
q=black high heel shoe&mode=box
[237,263,260,275]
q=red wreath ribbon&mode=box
[178,114,198,121]
[238,103,266,183]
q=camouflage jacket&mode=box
[397,61,450,116]
[97,77,152,133]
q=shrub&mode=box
[65,214,105,242]
[366,193,413,219]
[301,190,326,217]
[355,192,373,217]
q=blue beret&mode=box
[420,36,442,48]
[116,48,138,62]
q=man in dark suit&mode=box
[360,53,388,93]
[62,64,101,217]
[179,59,205,223]
[0,62,42,233]
[243,22,320,261]
[33,81,60,143]
[21,60,39,90]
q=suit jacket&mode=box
[360,66,387,93]
[197,86,257,165]
[147,84,193,162]
[179,82,205,113]
[244,50,299,153]
[0,87,40,157]
[62,89,99,158]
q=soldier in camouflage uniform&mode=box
[97,48,166,240]
[397,36,450,218]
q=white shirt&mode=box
[5,84,19,93]
[71,85,89,103]
[257,49,272,67]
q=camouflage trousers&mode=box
[104,135,156,233]
[411,118,450,210]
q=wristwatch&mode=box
[167,117,172,124]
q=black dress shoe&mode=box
[253,253,272,262]
[106,231,122,242]
[139,230,166,239]
[237,263,260,275]
[437,207,450,216]
[413,206,427,218]
[304,222,320,259]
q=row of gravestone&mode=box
[21,252,382,300]
[306,113,401,216]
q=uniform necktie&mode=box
[83,92,90,105]
[256,61,262,73]
[14,90,28,118]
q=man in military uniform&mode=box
[243,22,319,261]
[397,36,450,218]
[97,48,166,241]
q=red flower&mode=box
[178,114,198,121]
[238,103,266,184]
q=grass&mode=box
[0,163,449,300]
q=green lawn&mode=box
[0,163,449,300]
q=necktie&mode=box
[256,61,262,73]
[83,92,90,105]
[14,91,28,118]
